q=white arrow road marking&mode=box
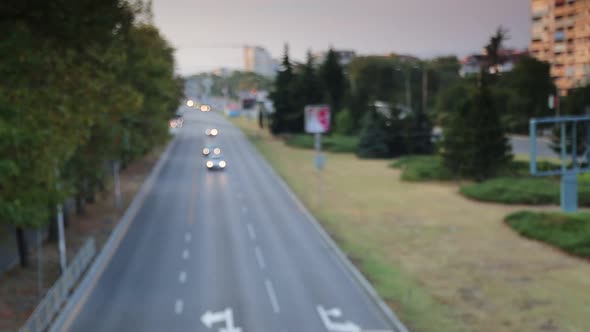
[265,279,280,314]
[200,308,242,332]
[179,271,187,284]
[182,249,190,260]
[317,305,361,332]
[247,224,256,240]
[174,299,183,315]
[255,246,266,270]
[185,233,192,243]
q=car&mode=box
[205,128,219,136]
[205,154,227,170]
[202,146,221,156]
[170,113,184,128]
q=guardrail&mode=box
[19,237,96,332]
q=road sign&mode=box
[305,105,331,134]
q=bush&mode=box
[334,108,354,135]
[284,134,358,153]
[460,176,590,206]
[390,155,454,181]
[505,211,590,258]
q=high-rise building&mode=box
[530,0,590,94]
[243,46,277,78]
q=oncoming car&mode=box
[205,128,219,136]
[202,146,221,156]
[205,154,226,170]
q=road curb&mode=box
[235,128,410,332]
[49,136,179,332]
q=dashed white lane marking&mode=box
[175,299,184,315]
[179,271,187,284]
[255,246,266,270]
[247,223,256,240]
[264,279,280,314]
[182,249,190,260]
[185,233,192,243]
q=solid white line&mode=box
[185,233,192,243]
[255,246,266,270]
[179,271,187,284]
[247,224,256,240]
[175,299,184,315]
[264,279,280,314]
[182,249,190,260]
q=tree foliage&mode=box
[270,44,297,134]
[0,0,182,266]
[441,28,512,180]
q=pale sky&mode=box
[153,0,531,76]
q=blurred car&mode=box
[170,113,184,128]
[205,154,226,170]
[202,146,221,156]
[205,128,219,136]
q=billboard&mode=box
[305,105,331,134]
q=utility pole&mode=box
[55,167,67,273]
[422,66,428,113]
[405,67,412,111]
[113,160,122,211]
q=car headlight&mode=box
[203,148,210,155]
[211,129,218,136]
[213,148,221,155]
[205,129,211,135]
[206,161,214,168]
[219,161,226,168]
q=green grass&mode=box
[231,116,590,332]
[390,155,455,181]
[284,134,359,153]
[506,211,590,258]
[461,176,590,206]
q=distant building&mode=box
[212,67,232,78]
[459,49,528,77]
[243,46,277,78]
[313,50,356,66]
[530,0,590,94]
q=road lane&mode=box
[52,108,405,332]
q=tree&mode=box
[498,56,555,133]
[442,79,512,180]
[291,50,324,133]
[357,108,390,158]
[270,44,296,134]
[550,85,590,156]
[319,48,346,125]
[0,0,181,267]
[441,29,513,180]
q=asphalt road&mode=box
[510,135,557,159]
[51,106,403,332]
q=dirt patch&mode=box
[0,145,165,332]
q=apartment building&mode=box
[530,0,590,94]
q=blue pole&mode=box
[530,120,537,175]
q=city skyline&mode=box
[153,0,531,76]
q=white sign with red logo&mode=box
[305,105,331,134]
